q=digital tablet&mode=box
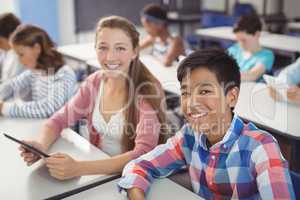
[3,133,49,157]
[263,74,288,101]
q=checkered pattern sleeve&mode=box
[118,127,187,194]
[251,133,295,199]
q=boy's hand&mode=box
[127,187,146,200]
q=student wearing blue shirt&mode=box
[228,14,274,82]
[269,58,300,104]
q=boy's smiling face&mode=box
[180,67,239,145]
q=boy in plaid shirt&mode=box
[118,49,295,199]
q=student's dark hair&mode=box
[96,16,168,152]
[141,3,167,23]
[233,14,262,35]
[177,48,241,95]
[10,24,64,73]
[0,12,21,38]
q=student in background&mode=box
[19,16,168,180]
[118,49,295,200]
[0,24,77,118]
[140,4,184,66]
[268,57,300,104]
[228,14,274,81]
[0,12,24,82]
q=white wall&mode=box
[202,0,281,15]
[202,0,226,12]
[0,0,18,15]
[58,0,77,45]
[284,0,300,19]
[2,0,295,45]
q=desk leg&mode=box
[291,139,300,173]
[179,21,184,37]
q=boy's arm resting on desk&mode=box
[241,63,266,81]
[251,135,295,199]
[118,128,187,196]
[164,36,184,66]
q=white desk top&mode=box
[58,42,96,62]
[260,33,300,53]
[195,26,237,41]
[0,118,111,199]
[235,82,300,139]
[65,178,202,200]
[196,26,300,53]
[86,55,181,95]
[140,55,180,95]
[287,22,300,30]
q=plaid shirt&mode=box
[118,115,295,199]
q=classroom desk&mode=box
[64,178,203,200]
[58,42,96,74]
[195,26,271,43]
[235,82,300,171]
[140,55,180,95]
[196,26,300,59]
[235,82,300,139]
[86,54,181,95]
[57,42,95,62]
[0,118,112,199]
[287,22,300,32]
[259,33,300,59]
[195,26,237,41]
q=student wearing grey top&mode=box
[0,24,77,118]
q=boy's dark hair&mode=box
[177,48,241,94]
[0,13,21,38]
[233,14,262,35]
[141,3,167,22]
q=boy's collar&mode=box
[194,115,244,153]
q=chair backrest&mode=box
[201,11,234,28]
[290,170,300,199]
[232,3,256,18]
